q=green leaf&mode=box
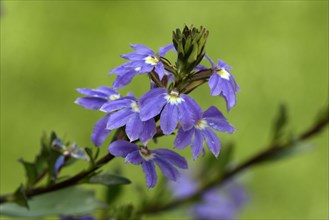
[18,159,39,187]
[272,104,288,143]
[13,184,29,209]
[0,187,105,217]
[84,147,95,166]
[88,173,131,186]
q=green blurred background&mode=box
[1,1,328,219]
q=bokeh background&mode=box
[1,1,328,219]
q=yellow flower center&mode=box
[216,68,230,80]
[109,94,120,100]
[139,147,155,161]
[164,90,184,105]
[144,56,159,65]
[131,101,140,113]
[194,119,208,130]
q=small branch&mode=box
[142,109,329,214]
[0,128,127,204]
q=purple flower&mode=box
[139,88,203,135]
[74,86,120,110]
[174,106,235,159]
[52,138,89,177]
[171,172,247,220]
[206,56,240,111]
[109,140,188,188]
[91,114,112,147]
[109,44,174,89]
[100,96,156,143]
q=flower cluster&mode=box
[75,26,239,188]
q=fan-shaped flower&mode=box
[174,106,235,158]
[109,140,188,188]
[74,86,120,110]
[139,88,203,135]
[100,96,156,143]
[206,56,240,111]
[109,44,174,89]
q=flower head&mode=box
[206,56,240,111]
[74,86,120,110]
[139,88,203,135]
[109,140,188,188]
[51,138,89,177]
[174,106,235,158]
[100,95,156,143]
[109,44,174,89]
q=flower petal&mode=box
[154,158,180,181]
[204,106,235,134]
[139,88,167,121]
[91,114,111,146]
[130,44,155,55]
[153,148,188,169]
[76,88,108,98]
[74,97,107,110]
[125,113,143,142]
[159,44,174,57]
[97,86,119,96]
[108,140,138,157]
[203,127,221,157]
[142,161,157,188]
[178,95,202,131]
[112,70,137,89]
[221,79,237,111]
[100,98,133,113]
[174,127,194,150]
[155,62,165,80]
[204,55,216,68]
[54,155,65,177]
[125,150,143,165]
[208,74,221,96]
[139,119,157,144]
[106,108,134,130]
[191,129,204,159]
[160,103,178,135]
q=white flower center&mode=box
[109,94,120,100]
[164,90,184,105]
[139,147,155,161]
[194,119,208,130]
[130,101,140,112]
[216,68,230,80]
[135,67,141,71]
[144,56,159,66]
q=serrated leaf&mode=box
[88,173,131,186]
[13,184,29,209]
[0,187,105,217]
[19,159,38,187]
